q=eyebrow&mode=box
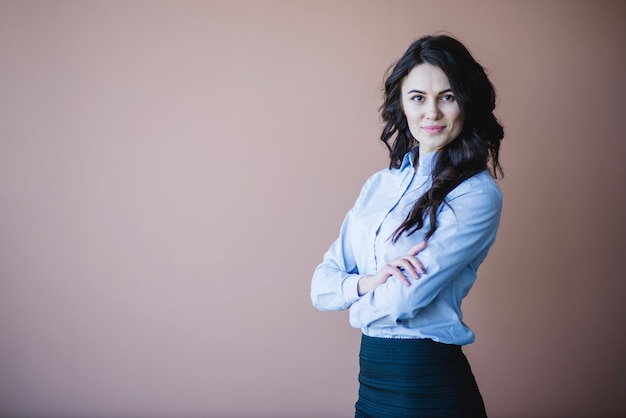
[407,88,453,95]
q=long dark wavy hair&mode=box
[381,34,504,242]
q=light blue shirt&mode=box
[311,149,502,345]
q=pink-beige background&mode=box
[1,1,625,417]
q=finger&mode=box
[395,258,419,280]
[389,266,411,286]
[406,255,426,275]
[408,241,427,256]
[391,256,423,278]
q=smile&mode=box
[422,125,446,134]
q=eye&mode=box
[410,95,425,102]
[440,94,456,102]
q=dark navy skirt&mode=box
[355,334,486,417]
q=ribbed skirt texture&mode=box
[355,334,486,417]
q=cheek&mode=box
[453,116,463,130]
[401,107,417,132]
[403,107,421,125]
[407,125,419,140]
[450,122,463,140]
[450,111,463,131]
[405,113,421,135]
[457,117,464,133]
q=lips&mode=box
[422,125,446,134]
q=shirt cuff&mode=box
[342,274,362,305]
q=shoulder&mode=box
[352,165,407,209]
[361,165,405,192]
[362,150,415,189]
[447,171,502,208]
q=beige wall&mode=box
[1,1,625,417]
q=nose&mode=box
[425,100,442,120]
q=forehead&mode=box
[401,63,451,93]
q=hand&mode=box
[357,241,427,296]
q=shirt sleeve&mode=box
[348,179,502,329]
[310,176,376,311]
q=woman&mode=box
[311,34,503,417]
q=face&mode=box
[401,63,464,154]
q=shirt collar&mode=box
[400,146,439,175]
[400,146,420,170]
